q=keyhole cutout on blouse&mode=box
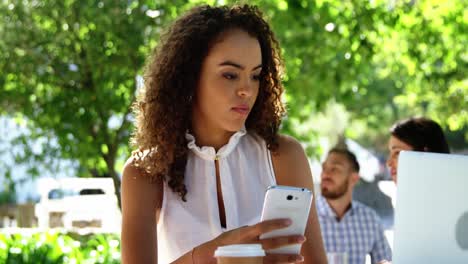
[215,159,227,229]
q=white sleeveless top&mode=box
[157,128,277,263]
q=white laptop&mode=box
[393,151,468,263]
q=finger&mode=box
[249,218,292,237]
[263,254,304,263]
[261,235,306,250]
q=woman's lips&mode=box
[231,105,250,115]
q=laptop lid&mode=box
[393,151,468,264]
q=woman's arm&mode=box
[121,158,162,264]
[272,135,328,264]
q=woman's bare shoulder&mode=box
[272,134,314,187]
[274,134,306,159]
[121,156,163,211]
[121,156,161,263]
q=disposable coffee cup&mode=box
[214,244,265,264]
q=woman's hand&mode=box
[193,219,306,264]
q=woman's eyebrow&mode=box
[219,60,262,70]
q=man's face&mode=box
[320,152,356,200]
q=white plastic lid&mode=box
[214,244,265,257]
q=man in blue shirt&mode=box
[317,148,392,264]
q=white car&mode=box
[35,177,121,232]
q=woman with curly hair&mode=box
[387,117,450,183]
[121,4,327,264]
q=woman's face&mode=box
[192,28,262,136]
[386,135,414,183]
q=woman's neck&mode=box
[190,124,235,151]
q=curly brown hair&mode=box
[131,4,285,201]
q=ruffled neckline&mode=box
[185,127,247,161]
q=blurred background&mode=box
[0,0,466,263]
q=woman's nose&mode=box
[237,79,255,97]
[386,157,392,168]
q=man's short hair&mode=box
[328,148,360,173]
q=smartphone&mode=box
[259,185,313,254]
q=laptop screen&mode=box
[393,151,468,264]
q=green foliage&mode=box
[0,231,120,264]
[1,0,163,171]
[249,0,467,153]
[0,165,16,205]
[0,181,16,205]
[0,0,466,190]
[0,0,186,207]
[350,0,467,151]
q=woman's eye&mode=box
[252,74,261,81]
[390,151,400,159]
[223,73,237,80]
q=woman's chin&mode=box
[225,121,246,132]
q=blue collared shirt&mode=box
[316,196,392,264]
